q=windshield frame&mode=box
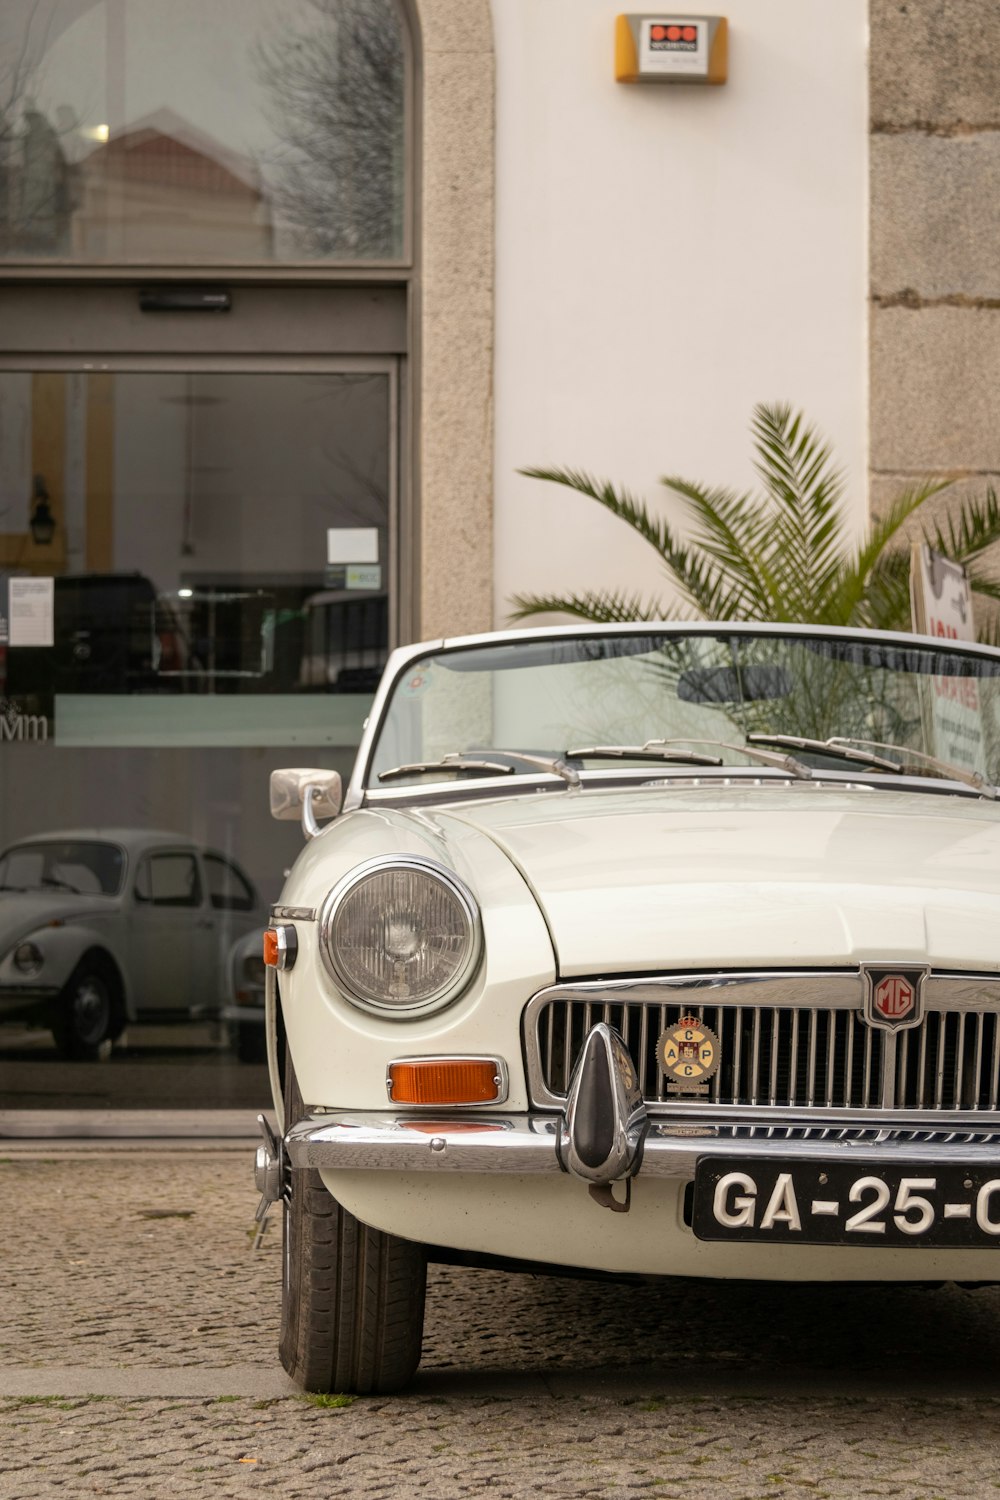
[345,622,1000,812]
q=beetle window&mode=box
[0,839,123,895]
[204,854,256,913]
[135,852,202,908]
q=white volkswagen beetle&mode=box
[0,829,263,1056]
[255,623,1000,1393]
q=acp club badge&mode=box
[657,1015,720,1095]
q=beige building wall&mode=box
[416,0,1000,640]
[870,0,1000,523]
[492,0,868,627]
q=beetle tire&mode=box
[51,958,123,1061]
[279,1067,426,1394]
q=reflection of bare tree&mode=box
[0,13,36,250]
[254,0,404,259]
[0,5,74,255]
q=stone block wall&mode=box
[869,0,1000,531]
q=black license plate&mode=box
[693,1156,1000,1248]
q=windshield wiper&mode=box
[380,739,811,791]
[830,737,999,800]
[378,751,581,788]
[567,738,813,780]
[568,743,724,766]
[747,734,901,772]
[749,732,999,799]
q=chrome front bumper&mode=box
[0,984,61,1018]
[256,1020,1000,1218]
[285,1112,1000,1177]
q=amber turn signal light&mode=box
[387,1058,505,1106]
[263,925,297,970]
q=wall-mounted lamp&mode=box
[29,475,56,546]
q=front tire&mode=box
[52,960,123,1061]
[279,1066,427,1394]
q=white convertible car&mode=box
[254,622,1000,1393]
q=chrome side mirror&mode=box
[270,768,343,839]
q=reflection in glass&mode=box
[0,837,124,895]
[0,368,391,726]
[0,827,266,1083]
[0,361,391,1109]
[0,0,406,263]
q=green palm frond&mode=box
[968,577,1000,603]
[508,589,669,625]
[517,467,676,556]
[512,405,1000,642]
[974,612,1000,649]
[750,403,847,597]
[924,486,1000,564]
[658,478,777,618]
[827,481,947,627]
[852,546,912,632]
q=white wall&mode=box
[492,0,868,625]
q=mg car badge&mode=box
[861,964,928,1033]
[657,1015,720,1095]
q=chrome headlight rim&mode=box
[319,854,483,1017]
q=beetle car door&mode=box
[201,852,262,1006]
[128,848,217,1017]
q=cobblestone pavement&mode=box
[5,1393,1000,1500]
[5,1149,1000,1497]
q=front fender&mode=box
[0,919,130,1012]
[274,808,557,1115]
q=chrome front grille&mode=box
[524,972,1000,1117]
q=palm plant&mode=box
[510,403,1000,641]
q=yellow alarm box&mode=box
[615,14,728,85]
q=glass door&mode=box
[0,355,397,1112]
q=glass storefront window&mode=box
[0,0,407,264]
[0,363,394,1109]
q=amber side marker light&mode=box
[263,925,297,970]
[387,1058,505,1107]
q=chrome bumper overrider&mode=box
[255,1023,1000,1219]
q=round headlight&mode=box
[13,941,43,975]
[320,856,481,1016]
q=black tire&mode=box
[279,1063,427,1394]
[52,959,123,1061]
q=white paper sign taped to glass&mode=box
[615,14,728,84]
[8,577,55,647]
[327,528,379,565]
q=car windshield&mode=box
[0,839,125,895]
[366,629,1000,792]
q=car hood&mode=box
[0,892,116,950]
[436,783,1000,976]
